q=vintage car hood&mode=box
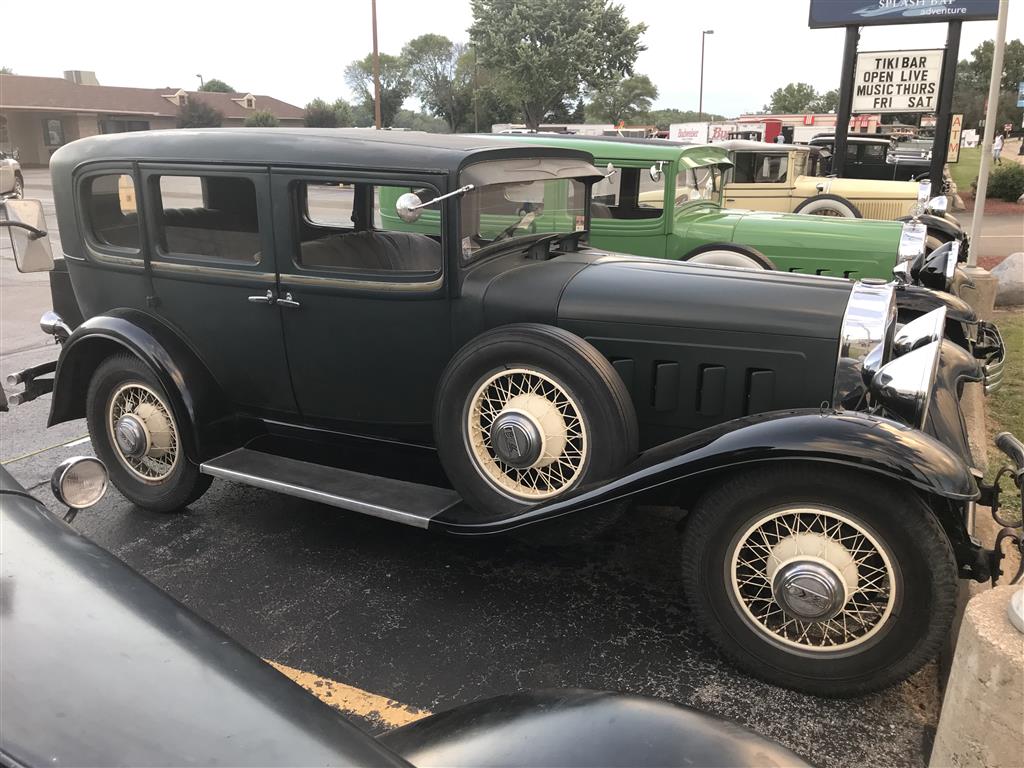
[556,254,853,340]
[677,207,902,278]
[803,175,921,200]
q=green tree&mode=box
[199,78,234,93]
[644,108,726,130]
[303,98,354,128]
[764,82,819,113]
[344,53,412,127]
[401,34,472,133]
[392,109,450,132]
[244,110,280,127]
[953,39,1024,130]
[177,100,223,128]
[809,88,839,114]
[469,0,647,130]
[586,74,658,123]
[0,66,14,75]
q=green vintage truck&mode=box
[381,135,958,282]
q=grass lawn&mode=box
[949,146,981,194]
[985,308,1023,522]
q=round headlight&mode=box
[893,306,946,356]
[51,457,108,509]
[871,339,942,428]
[926,195,948,214]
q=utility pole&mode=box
[371,0,383,129]
[699,30,714,122]
[832,26,860,177]
[968,0,1010,265]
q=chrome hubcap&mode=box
[114,414,149,459]
[771,560,847,621]
[490,411,543,469]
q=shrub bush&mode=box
[244,110,280,127]
[988,162,1024,202]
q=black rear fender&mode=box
[49,310,237,461]
[431,409,977,537]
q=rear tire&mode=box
[681,464,957,696]
[86,354,211,512]
[793,194,863,218]
[435,324,638,534]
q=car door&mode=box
[138,164,297,415]
[722,152,793,212]
[270,168,451,441]
[587,163,670,258]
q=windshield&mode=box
[674,166,722,208]
[459,178,587,261]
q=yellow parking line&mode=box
[268,660,430,728]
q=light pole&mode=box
[699,30,714,122]
[196,74,204,89]
[371,0,383,129]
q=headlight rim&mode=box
[51,456,109,510]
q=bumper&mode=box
[3,311,66,409]
[975,321,1005,394]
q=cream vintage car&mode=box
[716,140,962,248]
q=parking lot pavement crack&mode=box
[267,660,430,728]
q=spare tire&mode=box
[793,194,863,218]
[434,324,638,521]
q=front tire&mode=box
[681,465,957,697]
[435,324,638,529]
[86,354,211,512]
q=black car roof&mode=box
[49,128,596,177]
[810,134,891,145]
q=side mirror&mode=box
[603,162,618,180]
[649,162,664,182]
[51,457,108,523]
[1,199,54,273]
[395,192,424,223]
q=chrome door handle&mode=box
[248,290,275,304]
[277,292,301,308]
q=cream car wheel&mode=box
[466,368,587,501]
[728,505,896,652]
[107,382,180,482]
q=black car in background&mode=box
[2,128,1019,696]
[810,134,931,182]
[1,459,811,768]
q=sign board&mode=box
[852,49,943,113]
[1018,81,1024,108]
[809,0,999,28]
[668,123,737,143]
[947,113,963,163]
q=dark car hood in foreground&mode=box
[0,469,812,768]
[559,255,854,340]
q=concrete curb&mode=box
[930,585,1024,768]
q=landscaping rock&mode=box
[992,252,1024,306]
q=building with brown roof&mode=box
[0,71,305,166]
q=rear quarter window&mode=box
[82,173,141,252]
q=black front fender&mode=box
[899,213,964,242]
[431,409,978,535]
[49,309,240,461]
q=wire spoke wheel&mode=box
[465,368,587,501]
[729,506,897,652]
[107,382,180,482]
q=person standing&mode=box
[992,133,1004,164]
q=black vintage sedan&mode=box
[3,129,1020,696]
[0,459,811,768]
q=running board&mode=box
[200,448,462,528]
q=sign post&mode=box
[832,26,860,177]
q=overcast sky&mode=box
[4,0,1021,118]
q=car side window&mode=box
[154,174,262,264]
[862,144,885,163]
[754,154,788,183]
[731,153,758,183]
[293,180,442,276]
[591,167,661,220]
[82,173,141,252]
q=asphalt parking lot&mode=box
[0,167,964,768]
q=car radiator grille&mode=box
[858,200,908,221]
